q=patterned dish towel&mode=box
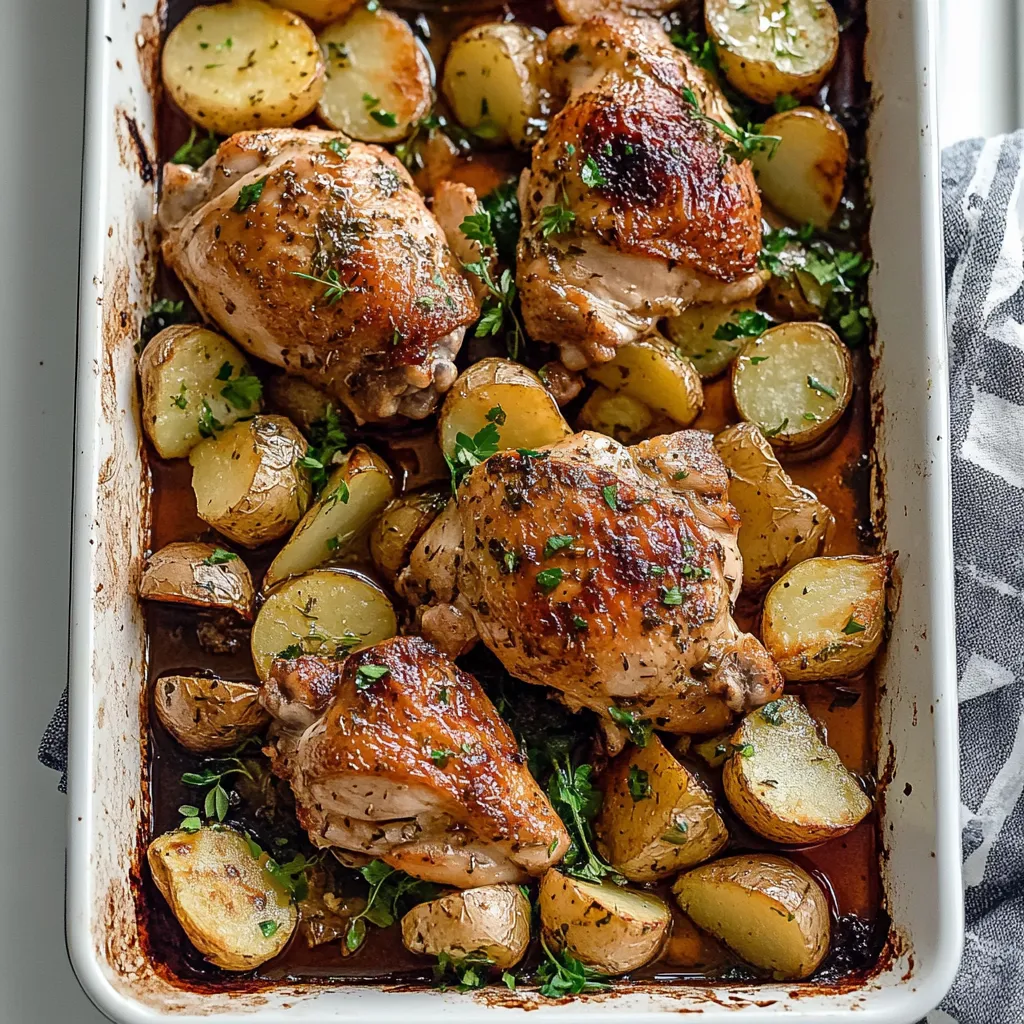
[39,134,1024,1019]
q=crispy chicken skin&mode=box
[160,129,477,423]
[263,638,570,887]
[517,16,764,368]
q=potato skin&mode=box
[370,487,449,585]
[153,674,269,753]
[139,541,255,620]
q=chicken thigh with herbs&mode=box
[160,129,477,423]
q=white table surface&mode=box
[0,1,1016,1021]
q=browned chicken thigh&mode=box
[160,129,477,423]
[517,15,765,369]
[261,638,570,887]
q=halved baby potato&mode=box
[722,696,871,843]
[263,446,395,590]
[705,0,840,105]
[251,568,397,680]
[139,326,262,460]
[162,0,325,135]
[577,386,656,444]
[751,108,849,229]
[263,375,340,436]
[595,735,729,882]
[369,487,449,585]
[267,0,358,22]
[148,827,297,971]
[401,884,531,970]
[190,415,311,548]
[731,322,852,451]
[692,732,733,770]
[555,0,678,23]
[714,423,834,594]
[663,302,763,380]
[317,6,432,143]
[442,23,547,149]
[139,541,255,620]
[153,674,269,754]
[672,853,830,980]
[761,554,893,681]
[539,869,670,975]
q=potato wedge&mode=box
[714,423,834,593]
[752,108,849,229]
[401,884,531,970]
[369,487,449,585]
[692,732,733,770]
[539,869,670,975]
[139,541,255,620]
[267,0,358,22]
[722,696,871,843]
[761,554,892,681]
[251,568,397,680]
[663,302,763,380]
[439,358,571,460]
[442,23,546,149]
[190,415,311,548]
[731,322,852,451]
[264,446,395,590]
[673,853,830,979]
[148,827,296,970]
[153,674,269,754]
[595,735,728,882]
[162,1,324,135]
[263,375,343,436]
[318,7,431,143]
[577,386,654,445]
[705,0,840,105]
[139,326,262,460]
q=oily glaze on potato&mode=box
[369,487,449,585]
[148,827,296,970]
[761,554,893,681]
[595,735,729,882]
[139,541,255,620]
[400,884,531,970]
[673,853,830,979]
[722,696,871,843]
[266,0,358,23]
[153,674,269,753]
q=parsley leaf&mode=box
[445,420,500,491]
[220,371,263,410]
[544,534,576,558]
[627,765,651,802]
[355,663,389,689]
[660,586,683,607]
[171,126,219,168]
[774,93,800,112]
[434,951,492,991]
[842,616,867,635]
[540,202,576,238]
[234,176,268,213]
[608,706,653,747]
[546,759,621,883]
[202,547,237,566]
[714,310,771,341]
[537,937,610,998]
[344,860,440,952]
[536,567,564,593]
[301,405,349,497]
[580,154,607,188]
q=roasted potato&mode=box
[439,358,571,459]
[267,0,358,22]
[139,541,255,620]
[761,554,893,681]
[264,446,395,589]
[577,386,655,444]
[442,23,546,149]
[538,869,670,975]
[318,6,432,143]
[251,568,397,680]
[722,696,871,843]
[555,0,679,23]
[595,735,729,882]
[663,302,764,380]
[263,375,342,436]
[672,853,831,979]
[401,884,531,970]
[153,674,269,753]
[714,423,834,593]
[139,326,262,459]
[751,108,849,228]
[162,1,324,135]
[148,827,296,970]
[369,487,449,585]
[705,0,840,105]
[692,731,733,769]
[731,322,852,451]
[760,232,831,323]
[190,415,311,548]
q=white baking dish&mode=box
[64,0,963,1019]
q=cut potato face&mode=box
[190,415,311,548]
[663,302,763,380]
[251,568,397,680]
[153,674,269,754]
[264,446,395,590]
[401,884,531,970]
[318,7,431,143]
[442,23,546,149]
[439,358,571,459]
[577,386,654,445]
[752,108,849,229]
[673,853,830,979]
[705,0,840,105]
[148,827,296,971]
[761,554,892,681]
[139,541,255,620]
[595,735,729,882]
[369,487,449,585]
[714,423,834,594]
[722,696,871,843]
[162,1,325,135]
[692,731,733,770]
[731,322,852,450]
[139,326,262,460]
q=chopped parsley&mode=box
[322,137,350,158]
[807,375,839,399]
[842,616,867,635]
[543,534,576,558]
[259,920,279,938]
[627,765,651,802]
[220,370,263,410]
[539,202,576,238]
[171,126,219,168]
[362,92,398,127]
[608,706,653,747]
[233,176,268,213]
[300,405,349,497]
[580,154,607,188]
[355,663,390,689]
[535,567,564,593]
[774,93,800,112]
[760,699,786,725]
[601,484,618,510]
[202,548,237,566]
[197,400,224,439]
[445,409,502,490]
[661,820,690,844]
[660,586,683,607]
[763,417,789,438]
[537,938,610,998]
[714,310,771,341]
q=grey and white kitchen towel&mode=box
[38,134,1024,1019]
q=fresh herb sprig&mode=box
[682,87,780,162]
[298,404,349,497]
[537,937,611,998]
[714,310,771,341]
[546,757,622,884]
[344,860,439,952]
[180,758,253,825]
[445,405,504,491]
[171,126,219,168]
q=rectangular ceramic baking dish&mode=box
[64,0,963,1019]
